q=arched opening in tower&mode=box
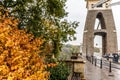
[94,12,107,57]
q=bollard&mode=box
[109,54,113,73]
[89,56,91,62]
[100,59,102,69]
[86,55,88,60]
[92,56,94,64]
[95,58,97,66]
[109,61,112,72]
[88,56,90,62]
[87,56,88,61]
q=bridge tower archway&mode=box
[82,0,118,57]
[94,12,107,56]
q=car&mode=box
[112,53,119,63]
[103,54,110,60]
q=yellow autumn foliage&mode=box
[0,7,49,80]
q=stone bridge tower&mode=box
[83,0,118,57]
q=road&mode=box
[94,57,120,70]
[85,59,120,80]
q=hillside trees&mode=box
[0,0,79,57]
[0,7,49,80]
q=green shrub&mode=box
[48,61,70,80]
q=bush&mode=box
[47,60,70,80]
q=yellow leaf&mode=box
[12,55,22,63]
[7,76,14,80]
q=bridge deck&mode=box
[85,60,120,80]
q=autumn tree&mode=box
[0,7,49,80]
[0,0,79,57]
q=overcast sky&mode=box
[65,0,120,50]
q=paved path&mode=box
[84,60,120,80]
